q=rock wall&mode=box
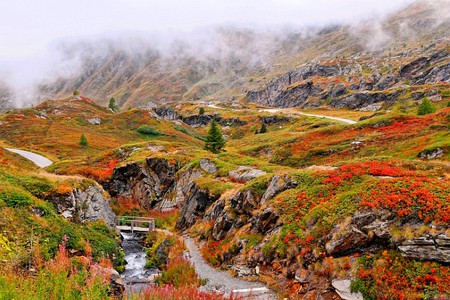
[246,50,450,109]
[104,157,180,209]
[47,184,116,228]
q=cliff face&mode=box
[247,49,450,110]
[46,183,116,228]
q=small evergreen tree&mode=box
[199,107,205,115]
[204,119,226,154]
[79,134,88,148]
[418,98,436,115]
[73,90,80,96]
[259,123,267,134]
[108,97,118,111]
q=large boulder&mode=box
[199,159,218,174]
[229,166,267,183]
[47,184,116,228]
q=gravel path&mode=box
[259,108,357,124]
[184,237,275,299]
[5,148,53,168]
[207,104,357,125]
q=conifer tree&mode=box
[204,119,225,153]
[417,98,436,115]
[108,97,118,111]
[79,134,88,148]
[259,123,267,133]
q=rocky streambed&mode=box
[120,232,159,294]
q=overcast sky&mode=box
[0,0,415,59]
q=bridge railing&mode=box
[116,216,155,232]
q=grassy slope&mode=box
[0,95,448,299]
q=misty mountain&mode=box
[5,0,450,110]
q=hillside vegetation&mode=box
[0,1,449,299]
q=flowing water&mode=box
[120,232,159,294]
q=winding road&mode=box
[208,104,357,125]
[4,148,53,168]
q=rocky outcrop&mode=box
[259,116,291,125]
[324,209,450,264]
[261,175,297,203]
[326,225,370,256]
[153,106,180,120]
[230,190,259,215]
[247,81,322,108]
[47,184,116,228]
[104,158,180,209]
[176,183,220,230]
[246,63,360,108]
[418,147,444,159]
[182,115,213,127]
[252,206,280,233]
[245,50,450,110]
[88,117,102,125]
[400,50,450,79]
[182,114,246,127]
[199,159,218,174]
[330,90,404,109]
[153,106,247,127]
[398,234,450,263]
[229,166,267,183]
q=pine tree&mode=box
[418,98,436,115]
[79,134,88,148]
[259,123,267,133]
[108,98,118,111]
[199,107,205,115]
[204,119,226,154]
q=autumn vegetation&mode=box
[0,93,448,299]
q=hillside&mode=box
[0,89,449,298]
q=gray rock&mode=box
[330,90,403,110]
[229,166,266,183]
[361,219,393,239]
[176,184,220,230]
[153,106,180,120]
[418,148,444,160]
[332,280,363,300]
[252,206,279,233]
[326,225,369,255]
[48,184,116,228]
[261,175,297,203]
[398,234,450,263]
[212,211,235,240]
[200,159,218,174]
[110,268,125,296]
[88,117,102,125]
[230,190,259,215]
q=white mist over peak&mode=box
[2,0,449,107]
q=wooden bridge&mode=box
[116,216,155,233]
